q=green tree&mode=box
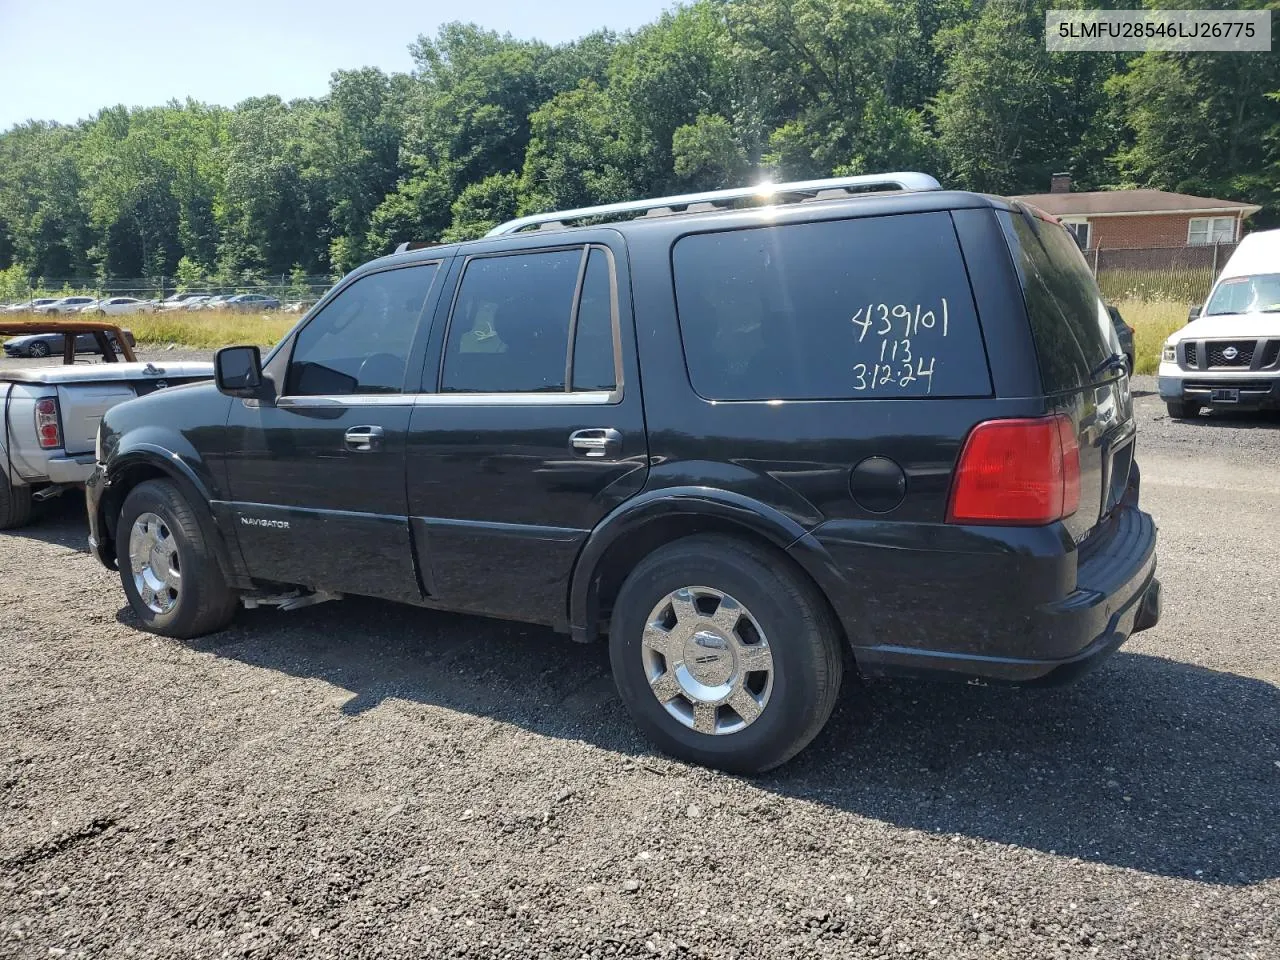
[519,81,637,213]
[1109,12,1280,215]
[672,114,750,190]
[931,0,1058,192]
[443,172,522,241]
[0,122,94,277]
[218,96,328,274]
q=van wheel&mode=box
[608,535,843,774]
[1166,400,1199,419]
[116,479,238,638]
[0,480,33,530]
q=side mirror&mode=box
[1187,305,1202,323]
[215,345,268,399]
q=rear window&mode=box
[671,213,991,401]
[1000,209,1119,393]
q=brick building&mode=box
[1012,174,1261,252]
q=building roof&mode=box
[1009,188,1262,218]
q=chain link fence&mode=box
[1089,243,1236,304]
[2,274,335,310]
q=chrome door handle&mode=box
[344,425,384,452]
[570,427,622,459]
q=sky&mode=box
[0,0,675,131]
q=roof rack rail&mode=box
[484,172,941,237]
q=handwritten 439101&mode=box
[851,298,949,342]
[850,298,950,394]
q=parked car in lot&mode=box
[87,296,157,316]
[1158,228,1280,418]
[3,298,59,313]
[224,293,281,312]
[1,320,212,529]
[88,173,1160,773]
[197,294,240,310]
[4,327,136,359]
[1107,303,1135,373]
[38,296,97,314]
[157,292,212,312]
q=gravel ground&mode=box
[1,370,1277,959]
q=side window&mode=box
[441,249,582,393]
[571,248,617,391]
[286,263,437,396]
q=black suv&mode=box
[87,173,1160,773]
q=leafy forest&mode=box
[1,0,1277,286]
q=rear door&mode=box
[998,208,1134,542]
[221,261,443,602]
[405,233,648,627]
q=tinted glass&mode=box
[571,249,617,391]
[1205,273,1280,315]
[672,213,990,401]
[441,249,581,393]
[287,264,436,395]
[1000,210,1118,393]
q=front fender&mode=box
[100,439,247,587]
[567,486,855,643]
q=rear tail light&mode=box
[35,397,61,450]
[946,415,1080,525]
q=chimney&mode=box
[1050,172,1072,194]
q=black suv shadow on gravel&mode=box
[134,595,1278,887]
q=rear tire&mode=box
[116,479,238,638]
[0,480,33,530]
[608,534,843,774]
[1166,400,1198,419]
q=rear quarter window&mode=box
[671,212,991,401]
[999,210,1119,393]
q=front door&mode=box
[406,237,648,627]
[222,261,443,603]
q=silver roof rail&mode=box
[485,172,941,237]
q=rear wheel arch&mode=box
[570,496,848,653]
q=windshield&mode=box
[1205,274,1280,315]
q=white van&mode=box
[1158,228,1280,418]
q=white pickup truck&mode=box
[1,321,212,528]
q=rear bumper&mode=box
[45,453,95,485]
[801,491,1159,686]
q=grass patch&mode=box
[129,309,295,349]
[1114,298,1189,375]
[1097,268,1214,305]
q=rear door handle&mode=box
[344,425,384,452]
[569,427,623,459]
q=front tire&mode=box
[116,479,238,638]
[1166,400,1199,419]
[28,341,51,358]
[608,534,843,774]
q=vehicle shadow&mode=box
[1188,409,1280,429]
[120,593,1279,888]
[0,494,89,549]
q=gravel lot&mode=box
[1,367,1277,959]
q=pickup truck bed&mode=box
[2,360,213,527]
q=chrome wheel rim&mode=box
[641,586,774,735]
[128,512,181,615]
